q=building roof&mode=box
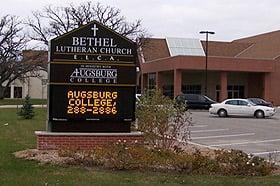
[233,30,280,59]
[141,38,170,62]
[142,38,253,61]
[201,41,252,57]
[141,30,280,62]
[234,30,280,43]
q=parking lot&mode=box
[189,108,280,162]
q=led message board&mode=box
[49,86,135,121]
[48,21,137,132]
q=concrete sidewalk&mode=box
[0,105,47,108]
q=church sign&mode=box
[48,21,137,132]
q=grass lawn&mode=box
[0,98,47,105]
[0,108,280,186]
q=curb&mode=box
[0,105,47,108]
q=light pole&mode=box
[199,31,215,96]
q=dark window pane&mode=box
[148,73,156,90]
[163,85,173,98]
[182,84,201,94]
[198,95,206,101]
[14,87,22,98]
[228,92,232,99]
[225,100,238,105]
[227,85,245,98]
[4,87,11,98]
[225,101,232,105]
[238,100,248,106]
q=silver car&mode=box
[209,98,276,118]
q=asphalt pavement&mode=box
[189,108,280,162]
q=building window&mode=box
[163,85,173,98]
[182,85,201,94]
[147,73,156,90]
[216,85,220,102]
[227,85,244,99]
[14,87,22,98]
[4,87,11,98]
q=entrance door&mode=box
[14,87,22,98]
[216,85,220,102]
[227,85,244,99]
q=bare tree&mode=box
[0,15,42,99]
[26,2,148,47]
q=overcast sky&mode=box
[2,0,280,41]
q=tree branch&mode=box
[26,1,149,47]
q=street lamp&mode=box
[199,31,215,96]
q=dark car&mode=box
[247,98,273,107]
[175,94,216,110]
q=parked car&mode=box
[175,94,216,110]
[209,98,276,118]
[247,98,273,107]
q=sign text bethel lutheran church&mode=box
[56,36,132,54]
[48,21,137,132]
[51,23,135,62]
[55,35,133,61]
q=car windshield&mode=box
[204,95,215,102]
[247,99,257,106]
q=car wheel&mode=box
[255,110,264,118]
[218,109,227,117]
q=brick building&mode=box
[139,30,280,105]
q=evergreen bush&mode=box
[18,95,35,119]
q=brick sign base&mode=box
[35,131,144,150]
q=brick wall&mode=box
[35,131,144,150]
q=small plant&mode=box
[18,95,35,119]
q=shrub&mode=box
[184,149,220,175]
[17,95,35,119]
[98,140,143,170]
[215,149,275,176]
[135,89,192,150]
[57,143,275,176]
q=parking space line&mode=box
[190,125,208,128]
[209,138,280,147]
[191,129,229,133]
[192,133,255,140]
[177,139,220,150]
[252,150,280,155]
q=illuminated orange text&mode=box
[67,90,118,115]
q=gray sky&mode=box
[2,0,280,41]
